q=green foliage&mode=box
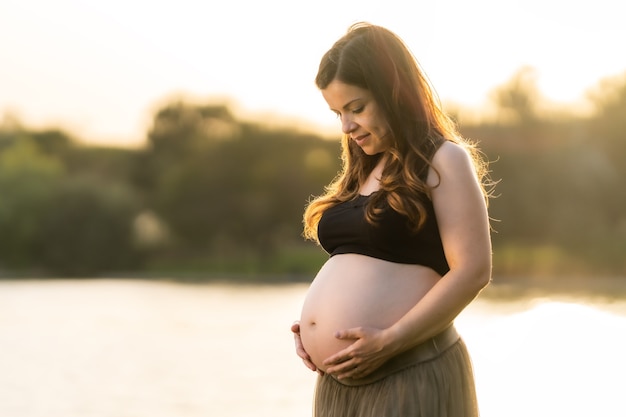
[39,176,141,276]
[489,66,541,124]
[144,243,327,281]
[145,103,340,262]
[587,73,626,189]
[64,146,142,186]
[0,126,73,156]
[1,68,626,278]
[0,128,142,276]
[473,70,626,276]
[0,140,64,267]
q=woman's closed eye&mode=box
[351,106,364,114]
[333,106,364,120]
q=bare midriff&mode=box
[299,254,441,372]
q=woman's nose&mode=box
[341,117,357,134]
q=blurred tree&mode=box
[141,102,241,205]
[490,66,540,125]
[29,129,74,157]
[586,72,626,263]
[0,123,73,156]
[0,127,143,276]
[147,102,239,158]
[40,175,141,276]
[0,140,64,268]
[64,145,144,199]
[142,100,340,265]
[463,69,626,275]
[588,72,626,172]
[3,67,624,278]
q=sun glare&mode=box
[462,299,626,417]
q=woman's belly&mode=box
[299,254,441,371]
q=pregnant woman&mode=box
[291,23,493,417]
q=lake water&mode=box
[1,279,625,417]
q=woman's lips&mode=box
[352,134,369,146]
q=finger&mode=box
[323,352,360,374]
[322,344,353,367]
[296,345,317,372]
[290,321,319,372]
[296,346,317,372]
[333,327,362,340]
[294,335,309,359]
[322,353,345,368]
[304,358,318,372]
[293,330,303,346]
[328,361,362,378]
[293,334,318,371]
[335,329,359,339]
[291,321,301,333]
[337,367,360,380]
[295,344,310,360]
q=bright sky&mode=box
[1,0,625,147]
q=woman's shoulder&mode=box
[433,140,474,168]
[427,140,476,186]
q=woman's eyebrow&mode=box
[330,98,364,113]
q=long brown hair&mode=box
[303,22,490,242]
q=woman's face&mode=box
[321,80,391,156]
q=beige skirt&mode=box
[313,326,479,417]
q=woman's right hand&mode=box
[291,321,323,374]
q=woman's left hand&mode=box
[322,326,395,380]
[291,321,322,373]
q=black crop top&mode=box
[317,192,450,276]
